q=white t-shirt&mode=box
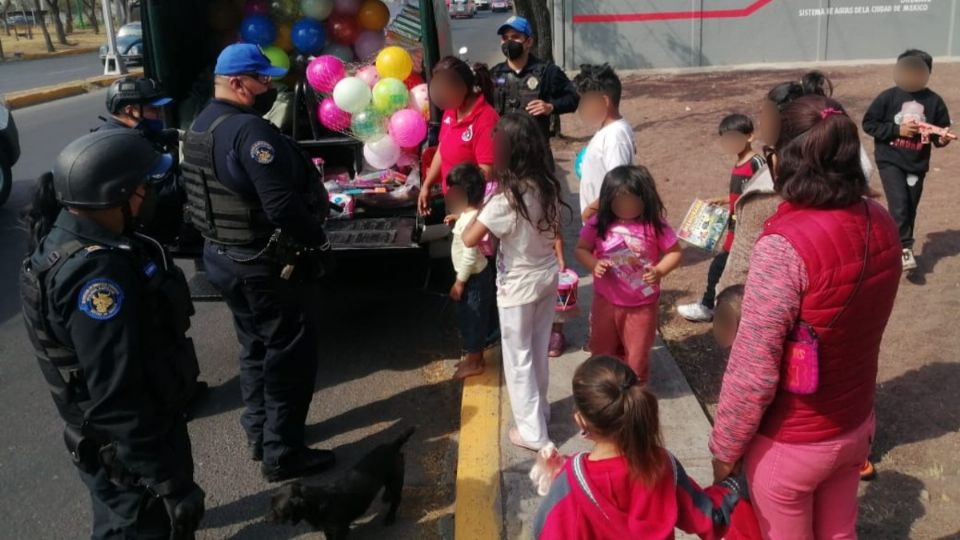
[579,118,636,214]
[451,209,487,282]
[479,189,559,308]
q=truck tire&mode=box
[0,164,11,207]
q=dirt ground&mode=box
[1,26,102,57]
[551,63,960,538]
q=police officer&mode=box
[491,16,580,145]
[20,130,204,539]
[180,43,335,482]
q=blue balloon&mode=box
[291,18,327,55]
[239,15,276,46]
[574,147,587,180]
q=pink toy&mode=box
[306,55,346,94]
[388,108,428,147]
[408,83,429,118]
[917,122,958,145]
[318,97,352,131]
[244,0,270,15]
[354,30,386,60]
[356,65,380,88]
[556,269,580,312]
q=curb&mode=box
[454,347,503,540]
[10,46,100,62]
[6,69,143,110]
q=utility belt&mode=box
[217,229,334,281]
[64,423,140,488]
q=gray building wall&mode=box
[554,0,959,70]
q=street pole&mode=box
[102,0,126,75]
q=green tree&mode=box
[512,0,552,61]
[32,0,55,52]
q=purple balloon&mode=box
[334,0,361,16]
[388,108,428,148]
[306,55,346,93]
[244,0,270,15]
[353,30,386,61]
[318,97,352,131]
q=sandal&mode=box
[548,330,565,358]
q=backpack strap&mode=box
[571,453,610,521]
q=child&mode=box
[445,163,496,380]
[863,49,954,271]
[574,64,636,221]
[575,165,682,383]
[712,285,744,349]
[533,355,745,539]
[679,115,764,322]
[463,112,569,451]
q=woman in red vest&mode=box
[708,95,902,540]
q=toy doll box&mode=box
[678,199,729,252]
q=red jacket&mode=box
[533,452,742,540]
[758,199,901,443]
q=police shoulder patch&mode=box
[77,279,124,320]
[250,141,275,164]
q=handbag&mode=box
[781,201,872,395]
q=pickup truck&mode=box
[138,0,454,296]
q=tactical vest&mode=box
[495,63,550,137]
[181,112,274,246]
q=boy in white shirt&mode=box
[575,64,636,220]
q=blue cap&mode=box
[214,43,288,78]
[150,96,173,107]
[497,16,532,37]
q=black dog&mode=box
[265,427,415,539]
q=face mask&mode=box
[501,40,524,61]
[252,87,278,116]
[124,185,158,234]
[136,118,165,134]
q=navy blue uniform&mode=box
[188,99,325,463]
[491,55,579,139]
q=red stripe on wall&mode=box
[572,0,774,24]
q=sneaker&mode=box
[548,331,565,358]
[261,447,336,482]
[247,438,263,462]
[677,302,714,322]
[901,248,918,272]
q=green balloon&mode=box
[261,45,290,79]
[371,78,409,115]
[351,109,385,141]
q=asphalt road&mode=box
[0,52,102,95]
[449,10,512,66]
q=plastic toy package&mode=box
[678,198,730,252]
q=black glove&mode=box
[162,483,205,540]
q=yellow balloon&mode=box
[375,46,413,81]
[274,21,294,52]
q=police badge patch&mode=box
[250,141,275,164]
[526,76,539,90]
[78,279,124,320]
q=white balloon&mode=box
[332,77,372,114]
[363,134,402,169]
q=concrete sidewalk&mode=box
[499,277,714,539]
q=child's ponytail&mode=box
[619,383,666,486]
[472,62,495,105]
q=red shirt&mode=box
[438,95,499,193]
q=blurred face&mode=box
[894,63,930,93]
[719,131,751,156]
[577,91,608,128]
[611,190,644,220]
[445,185,468,214]
[757,99,781,147]
[429,70,468,111]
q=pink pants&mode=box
[589,294,657,383]
[745,413,875,540]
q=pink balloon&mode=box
[306,55,346,94]
[356,65,380,88]
[388,108,428,147]
[244,0,270,15]
[353,30,386,61]
[318,97,352,131]
[408,83,429,117]
[334,0,361,15]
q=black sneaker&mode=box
[261,447,336,482]
[247,439,263,462]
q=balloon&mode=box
[356,65,380,87]
[240,14,276,45]
[274,21,294,51]
[350,109,385,141]
[333,76,372,113]
[271,0,300,19]
[356,0,390,31]
[321,42,355,63]
[244,0,270,14]
[318,97,352,131]
[261,46,291,78]
[397,150,418,168]
[375,46,413,80]
[388,108,428,147]
[408,83,429,118]
[301,0,333,20]
[574,147,587,180]
[326,13,360,45]
[306,55,344,93]
[291,17,327,54]
[403,72,424,90]
[334,0,361,16]
[353,30,385,60]
[363,134,402,169]
[371,77,409,115]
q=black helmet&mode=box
[106,77,172,114]
[54,130,172,209]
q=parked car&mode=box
[450,0,475,18]
[99,22,144,66]
[475,0,489,10]
[5,14,37,25]
[491,0,509,12]
[0,98,20,207]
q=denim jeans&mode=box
[457,264,497,353]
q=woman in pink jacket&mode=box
[709,95,902,540]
